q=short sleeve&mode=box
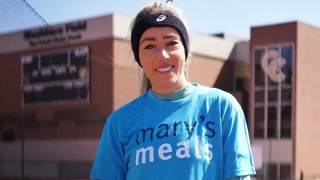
[221,95,255,178]
[90,117,127,180]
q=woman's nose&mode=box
[157,47,169,61]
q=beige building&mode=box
[0,13,319,179]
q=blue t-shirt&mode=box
[91,84,255,180]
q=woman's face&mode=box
[139,26,188,94]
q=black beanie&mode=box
[131,13,189,67]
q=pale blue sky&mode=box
[25,0,320,39]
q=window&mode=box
[255,163,292,179]
[281,88,292,101]
[281,106,292,138]
[252,44,294,139]
[254,107,264,138]
[280,164,292,179]
[267,107,277,138]
[254,90,264,103]
[254,50,265,86]
[267,163,278,179]
[268,88,278,102]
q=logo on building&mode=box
[260,49,287,83]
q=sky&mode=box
[22,0,320,39]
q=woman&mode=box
[91,2,255,180]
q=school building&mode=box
[0,13,319,179]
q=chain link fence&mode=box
[0,1,109,179]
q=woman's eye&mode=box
[144,44,155,49]
[167,41,178,46]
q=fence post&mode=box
[20,112,25,179]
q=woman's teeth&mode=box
[156,66,173,72]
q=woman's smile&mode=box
[156,65,174,73]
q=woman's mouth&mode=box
[156,65,174,73]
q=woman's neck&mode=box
[151,79,189,95]
[151,82,195,101]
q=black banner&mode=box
[21,46,89,106]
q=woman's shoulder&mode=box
[195,84,235,100]
[193,84,241,109]
[108,93,148,120]
[195,84,243,115]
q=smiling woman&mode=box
[130,7,191,94]
[138,27,188,94]
[90,2,256,180]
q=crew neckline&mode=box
[151,83,195,101]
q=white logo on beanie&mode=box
[156,15,166,22]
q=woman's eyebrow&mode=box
[140,34,180,45]
[140,37,156,45]
[164,34,180,39]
